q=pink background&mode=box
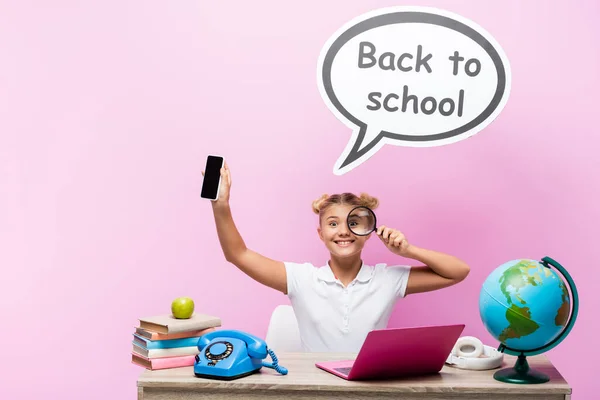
[1,0,598,399]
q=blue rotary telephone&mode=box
[194,329,288,380]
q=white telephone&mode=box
[445,336,504,370]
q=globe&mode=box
[479,256,579,384]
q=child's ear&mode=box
[317,226,324,241]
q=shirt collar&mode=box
[317,261,374,284]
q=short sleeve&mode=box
[284,262,315,299]
[385,265,412,298]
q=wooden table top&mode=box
[137,352,571,395]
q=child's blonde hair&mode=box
[312,192,379,222]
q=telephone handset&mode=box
[194,329,288,380]
[198,330,267,359]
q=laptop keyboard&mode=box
[333,367,352,375]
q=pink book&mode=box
[131,353,196,370]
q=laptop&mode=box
[315,324,465,380]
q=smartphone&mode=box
[200,155,224,201]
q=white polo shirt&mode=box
[284,261,411,353]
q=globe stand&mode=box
[493,353,549,384]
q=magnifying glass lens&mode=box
[348,206,376,236]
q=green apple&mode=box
[171,297,195,319]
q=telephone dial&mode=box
[194,329,288,380]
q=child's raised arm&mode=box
[206,163,287,294]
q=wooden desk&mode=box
[137,352,572,400]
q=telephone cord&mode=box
[262,348,288,375]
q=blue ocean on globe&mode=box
[479,259,570,352]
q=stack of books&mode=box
[131,313,222,370]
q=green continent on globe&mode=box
[499,259,544,306]
[497,260,544,341]
[499,304,540,342]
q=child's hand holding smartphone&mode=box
[201,155,231,205]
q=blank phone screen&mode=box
[201,156,223,199]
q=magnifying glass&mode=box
[347,206,377,236]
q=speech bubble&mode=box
[317,6,512,175]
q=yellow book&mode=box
[138,313,221,334]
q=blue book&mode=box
[133,334,202,349]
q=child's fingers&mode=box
[383,227,392,241]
